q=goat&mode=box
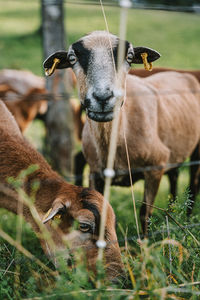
[44,31,200,234]
[0,100,122,279]
[0,69,48,132]
[75,67,200,195]
[4,87,47,133]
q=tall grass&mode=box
[0,1,200,299]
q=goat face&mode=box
[44,31,160,122]
[42,186,123,281]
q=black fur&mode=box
[112,40,130,69]
[82,199,100,237]
[72,40,91,74]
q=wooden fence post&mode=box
[41,0,74,179]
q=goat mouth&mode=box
[87,110,114,122]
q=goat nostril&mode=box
[93,91,114,101]
[84,98,91,107]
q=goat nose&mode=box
[92,90,113,102]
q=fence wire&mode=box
[1,88,200,182]
[72,159,200,183]
[3,0,199,14]
[65,0,199,14]
[1,87,200,102]
[0,0,199,17]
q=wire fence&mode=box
[72,159,200,184]
[1,87,200,102]
[1,0,200,13]
[1,86,200,181]
[65,0,200,14]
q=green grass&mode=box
[0,1,200,74]
[1,1,200,299]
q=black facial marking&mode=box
[82,200,100,237]
[112,39,130,69]
[72,40,91,74]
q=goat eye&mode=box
[79,223,92,233]
[126,52,134,64]
[68,54,77,65]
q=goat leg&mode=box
[167,167,179,205]
[187,142,200,216]
[140,169,164,235]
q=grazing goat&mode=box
[44,31,200,234]
[0,100,122,279]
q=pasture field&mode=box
[0,1,200,299]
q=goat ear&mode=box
[43,51,70,76]
[42,199,66,224]
[132,47,161,64]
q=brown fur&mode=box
[0,84,19,98]
[0,69,81,138]
[0,69,48,133]
[0,100,122,279]
[70,99,85,141]
[4,87,47,132]
[129,67,200,83]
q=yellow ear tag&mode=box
[54,214,61,220]
[141,52,153,71]
[42,208,53,223]
[45,58,60,76]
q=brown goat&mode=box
[75,68,200,201]
[0,69,48,133]
[4,87,47,133]
[74,67,200,214]
[44,31,200,234]
[0,100,122,279]
[0,69,83,138]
